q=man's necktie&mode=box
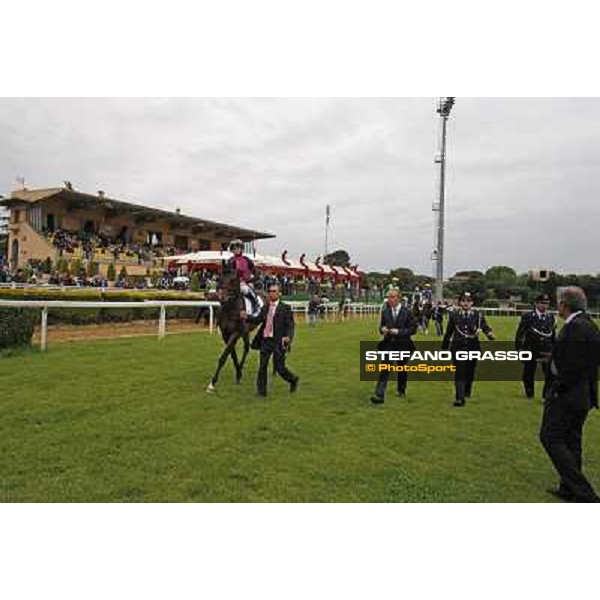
[264,303,276,337]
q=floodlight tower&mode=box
[432,97,455,302]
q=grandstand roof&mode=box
[1,186,275,242]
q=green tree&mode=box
[485,266,517,285]
[42,256,53,274]
[56,257,69,274]
[447,271,487,301]
[107,263,116,282]
[190,272,200,292]
[71,258,83,278]
[87,261,99,277]
[324,249,350,267]
[119,266,128,280]
[389,267,415,289]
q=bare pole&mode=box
[432,97,455,302]
[324,204,330,259]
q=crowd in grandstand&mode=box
[45,227,180,264]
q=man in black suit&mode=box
[370,289,418,404]
[515,293,556,398]
[540,286,600,502]
[251,282,299,397]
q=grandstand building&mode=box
[0,206,8,260]
[0,183,274,276]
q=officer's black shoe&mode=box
[290,377,299,393]
[453,399,465,407]
[370,395,384,405]
[397,391,406,398]
[547,488,576,502]
[256,391,267,398]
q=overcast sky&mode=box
[1,97,598,275]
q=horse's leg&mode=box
[240,332,251,368]
[206,332,240,393]
[237,330,252,381]
[230,345,243,384]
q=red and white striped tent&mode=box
[163,251,361,281]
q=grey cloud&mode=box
[1,97,598,276]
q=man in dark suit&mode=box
[515,293,556,398]
[540,286,600,503]
[251,282,299,397]
[441,291,495,407]
[370,289,418,404]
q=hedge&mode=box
[0,307,38,349]
[0,289,210,326]
[0,289,206,302]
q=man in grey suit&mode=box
[540,286,600,502]
[370,289,418,404]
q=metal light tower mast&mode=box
[324,204,331,259]
[432,97,455,302]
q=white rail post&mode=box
[158,304,166,339]
[209,304,214,334]
[40,305,48,352]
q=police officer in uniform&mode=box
[515,293,556,399]
[441,291,495,407]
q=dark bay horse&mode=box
[205,268,261,394]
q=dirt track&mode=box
[32,320,209,344]
[30,314,369,345]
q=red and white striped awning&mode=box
[162,251,361,280]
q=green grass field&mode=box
[1,316,599,502]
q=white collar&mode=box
[565,310,582,324]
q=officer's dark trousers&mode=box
[257,337,296,395]
[374,360,408,398]
[540,395,600,502]
[453,358,477,401]
[435,321,443,336]
[522,359,548,397]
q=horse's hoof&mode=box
[206,382,217,394]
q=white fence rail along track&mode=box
[0,300,383,351]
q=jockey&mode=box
[226,239,263,318]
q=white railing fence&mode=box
[0,300,218,351]
[0,300,383,351]
[6,299,587,353]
